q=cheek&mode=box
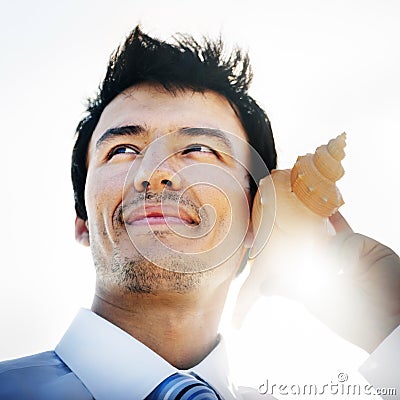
[196,177,250,231]
[186,164,250,209]
[85,166,127,222]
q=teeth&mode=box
[290,133,346,217]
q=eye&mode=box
[107,145,140,160]
[182,144,218,156]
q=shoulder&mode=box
[0,351,63,373]
[0,351,92,399]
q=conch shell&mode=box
[290,133,346,217]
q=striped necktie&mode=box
[146,372,221,399]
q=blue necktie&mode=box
[146,372,221,399]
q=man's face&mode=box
[82,83,254,294]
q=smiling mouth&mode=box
[124,206,199,227]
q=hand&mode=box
[306,214,400,353]
[233,169,400,353]
[234,169,335,325]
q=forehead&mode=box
[90,83,249,147]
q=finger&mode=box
[329,211,353,234]
[326,232,365,276]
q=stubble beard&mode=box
[92,240,211,295]
[92,191,226,294]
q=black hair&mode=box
[71,25,277,220]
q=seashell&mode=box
[290,133,346,217]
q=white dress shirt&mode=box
[359,325,400,399]
[0,308,398,399]
[55,309,271,399]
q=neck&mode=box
[91,284,229,369]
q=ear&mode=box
[75,217,90,247]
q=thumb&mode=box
[329,211,353,234]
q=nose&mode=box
[133,146,182,192]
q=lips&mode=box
[124,204,199,226]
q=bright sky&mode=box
[0,0,399,393]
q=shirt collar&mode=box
[188,338,239,400]
[55,309,239,400]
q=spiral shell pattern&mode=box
[290,133,346,217]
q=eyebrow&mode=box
[179,127,233,151]
[95,125,233,151]
[96,125,145,149]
